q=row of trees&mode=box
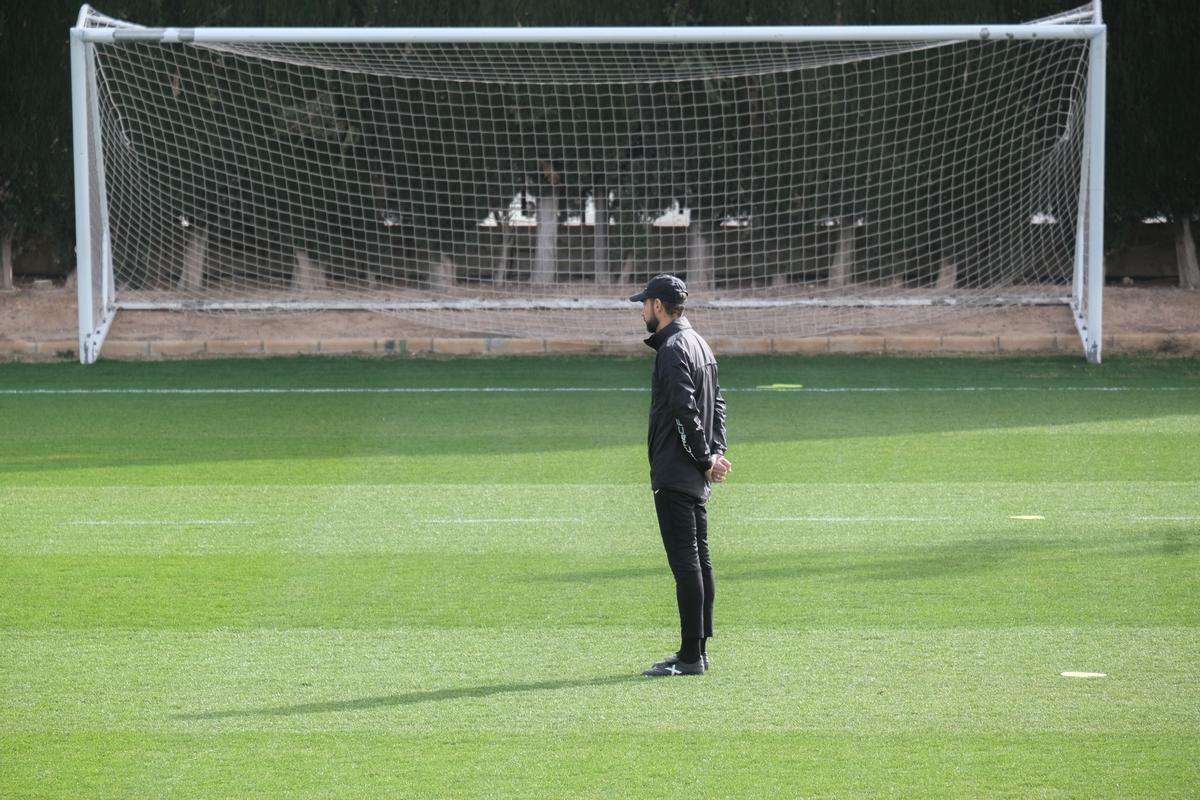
[1,0,1197,288]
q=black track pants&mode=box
[653,488,714,640]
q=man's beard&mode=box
[644,316,659,334]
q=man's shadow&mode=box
[174,674,640,721]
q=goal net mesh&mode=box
[81,5,1096,340]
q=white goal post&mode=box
[70,4,1107,362]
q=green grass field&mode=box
[2,354,1198,798]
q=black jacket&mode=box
[644,316,728,501]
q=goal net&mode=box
[70,4,1106,361]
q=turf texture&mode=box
[1,355,1198,798]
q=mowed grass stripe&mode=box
[3,432,1195,484]
[2,542,1194,629]
[1,354,1199,391]
[3,628,1196,734]
[2,482,1198,554]
[7,386,1200,395]
[5,731,1197,799]
[3,380,1199,487]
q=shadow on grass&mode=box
[540,538,1065,585]
[174,673,639,721]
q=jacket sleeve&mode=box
[712,381,728,456]
[662,345,715,472]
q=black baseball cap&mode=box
[628,274,688,304]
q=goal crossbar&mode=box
[81,24,1106,45]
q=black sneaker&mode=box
[641,657,705,676]
[649,652,710,671]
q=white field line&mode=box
[64,519,257,526]
[2,388,648,395]
[748,387,1200,393]
[748,516,952,523]
[2,386,1199,395]
[64,517,580,526]
[1131,515,1200,521]
[751,515,1197,523]
[422,517,584,524]
[57,515,1198,527]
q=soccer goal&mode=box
[70,3,1107,363]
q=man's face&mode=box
[642,299,659,333]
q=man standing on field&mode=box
[629,274,731,677]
